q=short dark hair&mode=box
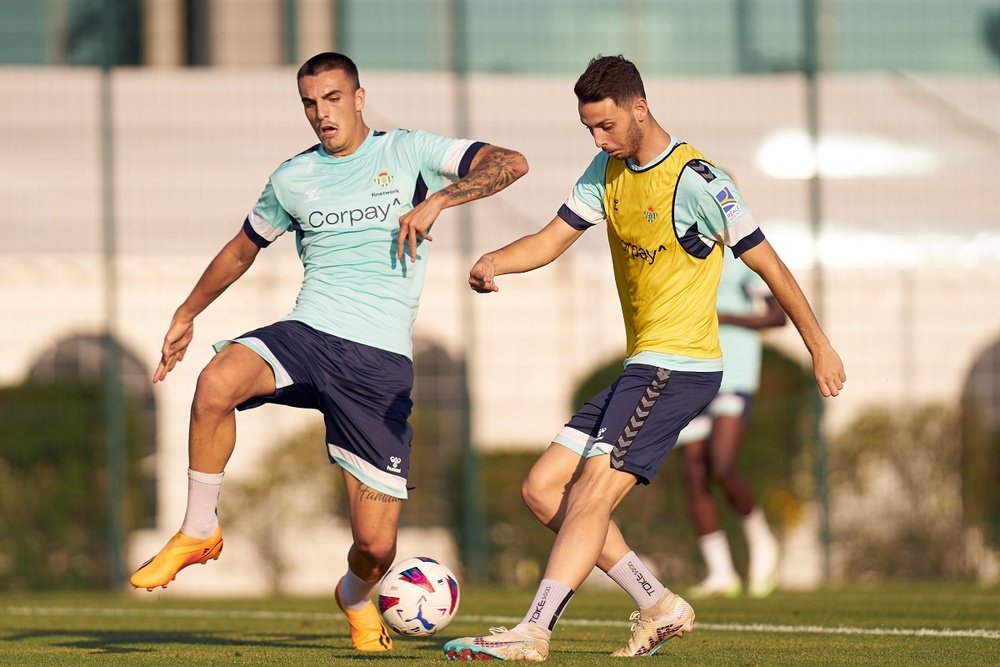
[574,55,646,107]
[297,52,361,89]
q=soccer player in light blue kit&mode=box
[675,250,787,599]
[129,52,527,653]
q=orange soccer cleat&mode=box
[129,527,223,591]
[335,578,393,652]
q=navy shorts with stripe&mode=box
[553,364,722,484]
[219,319,414,499]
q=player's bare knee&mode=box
[709,462,735,484]
[521,469,566,521]
[682,460,707,490]
[520,474,542,513]
[354,538,396,574]
[191,367,241,416]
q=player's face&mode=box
[299,68,366,157]
[579,97,644,161]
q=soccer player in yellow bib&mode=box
[444,55,845,661]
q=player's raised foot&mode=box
[443,624,550,662]
[747,543,780,598]
[611,592,695,657]
[686,574,743,599]
[129,526,223,591]
[335,579,393,652]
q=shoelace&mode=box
[626,610,644,634]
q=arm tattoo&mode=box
[359,484,401,504]
[443,147,523,203]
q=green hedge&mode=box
[0,381,152,590]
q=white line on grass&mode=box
[4,607,999,640]
[467,615,1000,640]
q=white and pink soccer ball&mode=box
[377,556,461,636]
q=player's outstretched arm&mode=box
[153,229,261,383]
[718,295,787,330]
[739,240,846,397]
[469,216,584,293]
[397,144,528,261]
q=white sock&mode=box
[698,530,739,582]
[337,569,373,611]
[179,469,223,538]
[520,578,573,632]
[607,551,668,609]
[742,507,777,553]
[742,507,779,583]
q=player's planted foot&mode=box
[611,592,695,657]
[129,526,223,591]
[335,578,393,652]
[444,624,550,662]
[747,542,780,598]
[687,574,743,599]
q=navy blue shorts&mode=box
[215,320,414,498]
[552,364,722,484]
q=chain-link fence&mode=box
[1,0,998,592]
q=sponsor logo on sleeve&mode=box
[714,187,744,222]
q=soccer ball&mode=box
[377,556,460,636]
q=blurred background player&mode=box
[127,52,527,653]
[675,249,787,599]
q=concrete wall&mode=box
[1,68,998,593]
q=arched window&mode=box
[29,333,158,529]
[961,338,1000,551]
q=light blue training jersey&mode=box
[717,250,772,394]
[243,128,484,359]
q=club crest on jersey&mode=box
[714,187,743,222]
[644,205,658,224]
[374,170,394,188]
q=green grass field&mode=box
[2,583,998,666]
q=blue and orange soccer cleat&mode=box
[129,527,223,591]
[443,625,550,662]
[335,578,393,652]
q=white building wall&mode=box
[1,68,998,594]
